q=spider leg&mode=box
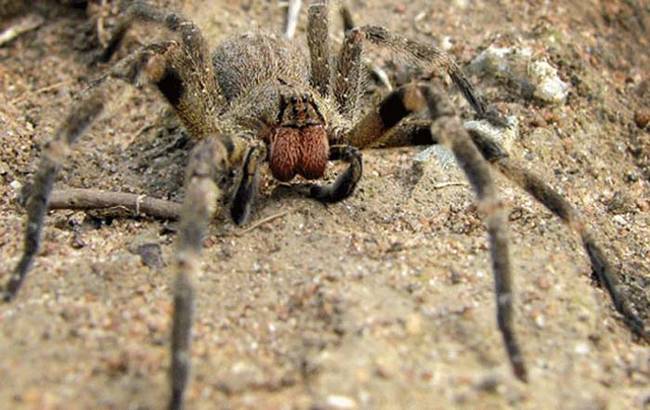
[100,1,210,64]
[307,145,363,203]
[87,41,175,90]
[421,87,527,381]
[347,83,429,148]
[230,145,265,225]
[8,40,175,289]
[315,1,387,117]
[307,0,331,97]
[1,32,221,301]
[338,3,393,95]
[2,89,105,302]
[333,28,363,117]
[391,120,648,340]
[100,1,225,138]
[341,80,528,380]
[357,25,490,119]
[170,137,231,410]
[488,154,649,340]
[369,119,437,148]
[303,83,431,204]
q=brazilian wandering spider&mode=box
[2,1,648,409]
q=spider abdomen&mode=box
[212,32,309,102]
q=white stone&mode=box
[325,395,357,409]
[9,180,22,191]
[528,60,570,104]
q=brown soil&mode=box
[0,1,648,409]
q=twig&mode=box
[283,0,302,39]
[9,80,74,105]
[0,14,43,47]
[432,181,468,189]
[49,189,182,220]
[236,210,290,236]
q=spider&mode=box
[2,1,647,409]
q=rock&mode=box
[414,144,457,169]
[612,215,627,226]
[528,60,570,104]
[471,46,531,77]
[574,342,590,355]
[470,45,569,105]
[413,116,519,169]
[634,108,649,129]
[325,395,357,409]
[0,160,9,175]
[128,231,165,270]
[135,243,164,270]
[464,115,519,151]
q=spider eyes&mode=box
[289,93,310,101]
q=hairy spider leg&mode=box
[170,137,232,410]
[2,90,104,302]
[422,87,527,381]
[341,82,528,381]
[307,1,331,97]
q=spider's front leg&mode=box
[170,135,255,410]
[393,109,649,340]
[421,87,527,381]
[1,90,105,302]
[340,82,527,381]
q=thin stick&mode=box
[236,210,289,236]
[283,0,302,39]
[432,181,468,189]
[0,14,43,47]
[9,80,74,105]
[49,188,182,220]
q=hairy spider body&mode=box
[214,33,348,184]
[3,1,647,409]
[157,31,343,184]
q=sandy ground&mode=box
[0,1,649,409]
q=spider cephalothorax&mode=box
[212,31,334,183]
[3,1,647,410]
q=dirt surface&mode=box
[1,1,649,409]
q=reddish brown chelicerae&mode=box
[267,125,329,182]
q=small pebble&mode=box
[575,342,590,355]
[0,160,9,175]
[473,372,503,393]
[634,108,649,129]
[135,243,164,269]
[612,215,627,226]
[529,60,570,104]
[535,276,551,290]
[529,112,548,128]
[326,395,357,409]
